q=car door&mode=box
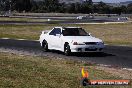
[49,28,62,50]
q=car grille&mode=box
[84,42,97,45]
[85,48,97,51]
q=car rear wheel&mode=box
[42,40,48,52]
[64,44,71,56]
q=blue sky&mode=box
[92,0,132,3]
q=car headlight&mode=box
[73,42,85,45]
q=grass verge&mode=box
[0,23,132,45]
[0,52,131,88]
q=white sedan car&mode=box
[39,27,105,55]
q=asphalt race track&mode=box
[0,20,115,25]
[0,39,132,68]
[0,16,128,25]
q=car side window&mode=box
[49,28,61,35]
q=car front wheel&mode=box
[42,40,49,52]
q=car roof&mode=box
[54,27,82,29]
[63,27,82,29]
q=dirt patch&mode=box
[96,66,132,79]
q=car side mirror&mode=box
[56,34,61,37]
[42,31,48,34]
[87,33,91,36]
[89,33,91,36]
[42,31,44,34]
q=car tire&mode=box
[64,44,71,56]
[42,40,49,52]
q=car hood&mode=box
[63,36,103,42]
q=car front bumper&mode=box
[70,44,105,52]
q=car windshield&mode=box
[62,28,88,36]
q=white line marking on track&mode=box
[1,38,39,41]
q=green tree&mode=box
[120,5,127,14]
[0,0,10,11]
[10,0,32,12]
[127,3,132,13]
[112,7,122,15]
[95,1,109,14]
[81,1,93,14]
